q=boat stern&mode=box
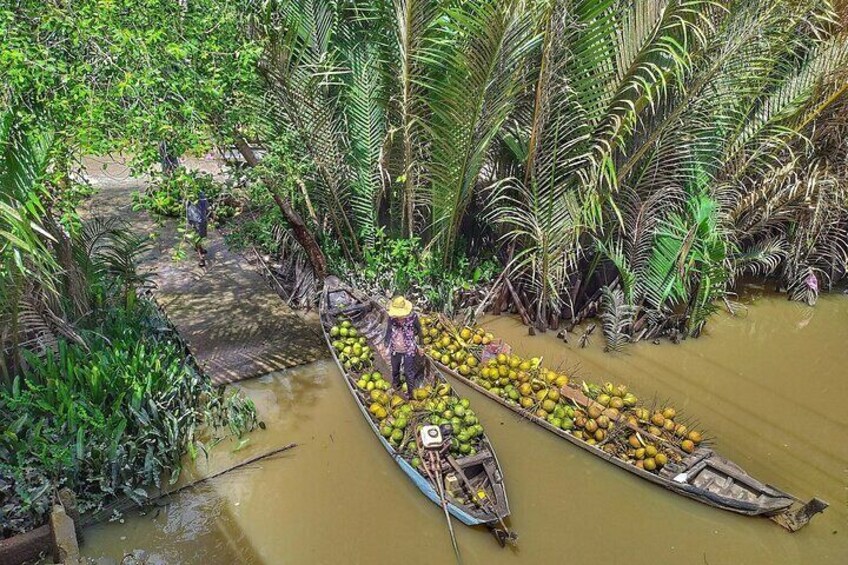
[770,497,829,532]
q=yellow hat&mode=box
[387,295,413,318]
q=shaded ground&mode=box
[80,156,325,384]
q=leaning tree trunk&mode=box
[232,136,327,280]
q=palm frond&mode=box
[425,0,540,266]
[252,0,362,258]
[340,30,389,245]
[393,0,442,234]
[735,235,788,277]
[600,285,636,351]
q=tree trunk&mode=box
[232,136,327,280]
[268,189,327,280]
[233,136,260,167]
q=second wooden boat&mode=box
[418,315,827,532]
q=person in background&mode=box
[186,191,209,267]
[384,295,423,398]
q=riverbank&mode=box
[80,290,847,564]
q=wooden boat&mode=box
[319,278,513,540]
[425,323,828,532]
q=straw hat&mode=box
[387,295,414,318]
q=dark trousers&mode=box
[391,352,418,392]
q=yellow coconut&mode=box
[603,408,620,420]
[687,430,703,444]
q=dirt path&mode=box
[80,156,325,384]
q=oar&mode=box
[418,445,462,565]
[433,457,463,565]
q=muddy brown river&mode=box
[82,289,847,564]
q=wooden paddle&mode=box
[417,442,463,564]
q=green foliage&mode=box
[1,0,262,170]
[424,0,540,266]
[326,229,497,312]
[224,131,315,254]
[132,169,238,223]
[6,0,848,346]
[249,0,543,265]
[0,303,257,537]
[243,0,846,336]
[0,110,58,297]
[1,111,258,537]
[225,208,285,256]
[649,193,732,336]
[488,177,585,325]
[486,0,848,340]
[600,285,636,352]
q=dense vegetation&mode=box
[240,0,848,345]
[0,0,845,538]
[0,117,258,537]
[0,0,260,535]
[0,303,257,537]
[3,1,846,342]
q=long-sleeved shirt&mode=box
[384,313,422,354]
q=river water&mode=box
[82,289,847,564]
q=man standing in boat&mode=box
[384,295,424,398]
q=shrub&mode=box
[0,303,257,538]
[132,169,240,223]
[326,229,497,313]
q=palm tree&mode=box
[1,110,154,378]
[488,0,848,343]
[242,0,848,340]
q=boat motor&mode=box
[419,425,444,449]
[419,424,455,454]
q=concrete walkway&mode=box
[80,156,325,385]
